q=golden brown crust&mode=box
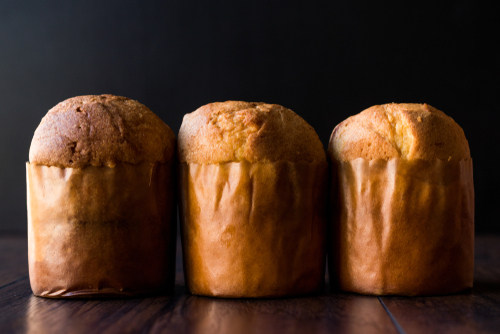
[178,101,325,164]
[329,103,470,162]
[29,95,176,168]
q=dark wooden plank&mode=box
[0,235,28,287]
[0,235,397,334]
[149,292,398,334]
[381,235,500,334]
[4,234,500,333]
[0,278,183,334]
[0,235,187,334]
[0,278,397,334]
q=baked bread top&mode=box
[178,101,325,164]
[29,95,175,168]
[329,103,470,161]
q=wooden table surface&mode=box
[1,235,499,334]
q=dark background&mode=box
[0,1,498,233]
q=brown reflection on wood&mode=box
[0,278,395,334]
[149,293,397,334]
[25,294,177,334]
[380,235,500,334]
[5,236,499,333]
[0,278,180,334]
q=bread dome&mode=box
[329,103,470,162]
[327,102,474,296]
[178,101,325,164]
[29,95,175,168]
[178,101,328,298]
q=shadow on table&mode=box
[473,281,500,295]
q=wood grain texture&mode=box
[148,293,397,334]
[1,235,500,333]
[0,279,397,334]
[0,235,396,334]
[0,278,181,334]
[0,235,28,287]
[380,236,500,334]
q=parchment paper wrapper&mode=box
[329,158,474,296]
[26,161,177,298]
[179,160,327,298]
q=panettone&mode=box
[178,101,327,298]
[27,94,177,298]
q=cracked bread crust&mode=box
[328,103,470,162]
[29,95,176,168]
[178,101,326,164]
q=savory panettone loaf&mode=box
[27,94,177,298]
[30,94,175,168]
[329,103,470,162]
[327,103,474,296]
[178,101,325,164]
[178,101,327,298]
